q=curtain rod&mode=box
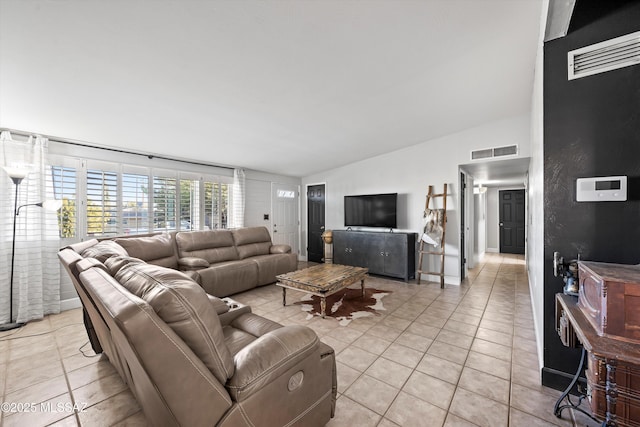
[0,127,235,171]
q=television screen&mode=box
[344,193,397,228]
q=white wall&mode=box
[301,113,531,285]
[486,188,500,252]
[473,192,486,263]
[245,179,272,229]
[244,169,301,231]
[465,174,475,270]
[527,0,548,371]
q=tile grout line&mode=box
[370,259,493,426]
[54,322,83,426]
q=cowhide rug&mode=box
[294,287,391,326]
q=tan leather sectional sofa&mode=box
[58,228,337,426]
[104,226,298,297]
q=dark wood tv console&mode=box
[332,230,417,282]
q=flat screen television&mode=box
[344,193,397,229]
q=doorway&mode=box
[307,184,325,263]
[499,189,525,254]
[460,172,466,279]
[271,183,299,254]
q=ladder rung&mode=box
[420,251,444,255]
[417,270,445,276]
[428,193,447,197]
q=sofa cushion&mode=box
[232,227,272,259]
[223,313,282,356]
[81,240,129,263]
[104,256,145,276]
[176,230,238,264]
[114,262,235,384]
[197,260,259,297]
[178,257,210,269]
[115,233,177,269]
[250,253,299,286]
[270,244,291,254]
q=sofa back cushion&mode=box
[114,262,235,384]
[80,240,129,263]
[104,256,145,276]
[176,230,238,264]
[115,233,178,269]
[232,227,272,260]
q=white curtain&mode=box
[1,132,60,323]
[231,168,245,228]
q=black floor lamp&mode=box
[2,167,30,331]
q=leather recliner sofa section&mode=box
[58,240,337,426]
[174,227,297,296]
[103,226,298,297]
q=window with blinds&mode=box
[153,176,177,231]
[50,166,77,238]
[122,172,149,235]
[48,158,231,239]
[86,168,118,236]
[205,182,229,230]
[180,179,199,231]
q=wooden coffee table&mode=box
[276,264,368,318]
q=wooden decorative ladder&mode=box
[417,184,447,288]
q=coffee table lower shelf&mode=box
[276,264,368,318]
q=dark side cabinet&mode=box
[333,230,416,281]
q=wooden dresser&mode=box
[556,261,640,427]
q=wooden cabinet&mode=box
[578,261,640,343]
[556,292,640,427]
[332,230,416,281]
[586,352,640,423]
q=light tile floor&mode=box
[0,253,598,426]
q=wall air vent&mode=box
[568,30,640,80]
[471,145,518,161]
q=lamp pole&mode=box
[1,175,25,331]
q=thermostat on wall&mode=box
[576,176,627,202]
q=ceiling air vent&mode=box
[471,145,518,161]
[471,148,493,160]
[493,145,518,157]
[568,30,640,80]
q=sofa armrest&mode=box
[227,325,318,401]
[270,244,291,254]
[207,295,230,315]
[178,256,210,270]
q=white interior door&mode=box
[272,183,299,255]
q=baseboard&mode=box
[60,297,82,311]
[541,366,586,394]
[486,248,499,253]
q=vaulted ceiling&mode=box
[0,0,543,177]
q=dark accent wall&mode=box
[543,2,640,390]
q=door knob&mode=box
[499,222,504,226]
[320,226,325,230]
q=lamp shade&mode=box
[42,199,63,211]
[2,166,30,180]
